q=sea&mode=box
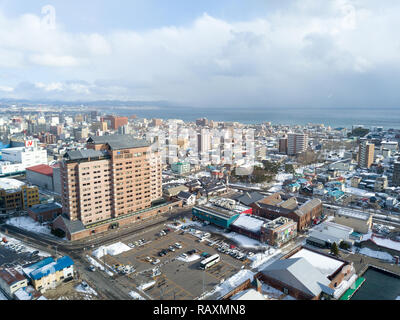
[351,267,400,300]
[108,106,400,129]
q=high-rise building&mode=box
[100,115,129,130]
[392,161,400,186]
[358,141,375,169]
[279,137,288,154]
[60,135,163,226]
[287,133,308,155]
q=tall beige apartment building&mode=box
[358,141,375,169]
[60,135,163,226]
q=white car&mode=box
[174,243,182,249]
[152,259,160,265]
[145,257,153,263]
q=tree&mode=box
[330,242,339,256]
[339,241,350,250]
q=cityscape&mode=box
[0,0,399,309]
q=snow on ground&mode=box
[92,242,131,259]
[371,237,400,252]
[333,274,358,299]
[344,186,375,198]
[86,255,114,276]
[248,248,282,270]
[129,291,145,300]
[6,216,54,236]
[138,281,156,291]
[290,248,344,277]
[268,185,283,192]
[202,269,255,299]
[75,283,98,297]
[261,283,295,300]
[221,232,269,250]
[0,290,8,300]
[176,254,201,263]
[357,247,394,262]
[275,173,293,183]
[0,232,50,257]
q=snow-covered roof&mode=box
[230,289,265,300]
[0,178,26,191]
[290,248,344,277]
[231,215,266,233]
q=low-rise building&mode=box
[22,256,74,293]
[26,164,62,194]
[0,268,28,298]
[28,202,62,223]
[334,208,373,234]
[262,217,298,247]
[171,162,191,175]
[0,178,40,214]
[306,221,354,248]
[258,247,355,300]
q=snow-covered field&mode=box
[129,291,145,300]
[92,242,131,259]
[357,248,394,262]
[6,216,54,236]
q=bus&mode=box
[199,254,220,270]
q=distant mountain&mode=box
[0,98,180,108]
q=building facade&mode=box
[358,141,375,169]
[287,133,308,155]
[61,135,163,226]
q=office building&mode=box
[100,115,129,130]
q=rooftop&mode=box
[0,178,26,192]
[336,208,371,221]
[87,135,150,150]
[26,164,54,177]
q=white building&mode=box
[0,147,47,176]
[287,133,308,155]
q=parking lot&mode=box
[0,242,43,269]
[94,220,252,300]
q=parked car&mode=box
[168,246,176,252]
[128,243,135,248]
[81,281,89,289]
[152,259,160,265]
[174,242,182,249]
[158,251,165,257]
[145,257,153,262]
[89,265,96,272]
[187,249,196,255]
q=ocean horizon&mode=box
[109,106,400,129]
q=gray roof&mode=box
[56,216,85,234]
[177,191,194,200]
[261,257,331,298]
[87,135,150,150]
[29,202,62,214]
[64,149,106,161]
[234,192,266,206]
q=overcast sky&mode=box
[0,0,399,108]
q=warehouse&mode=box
[192,205,240,229]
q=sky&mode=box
[0,0,399,108]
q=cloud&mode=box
[0,0,399,107]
